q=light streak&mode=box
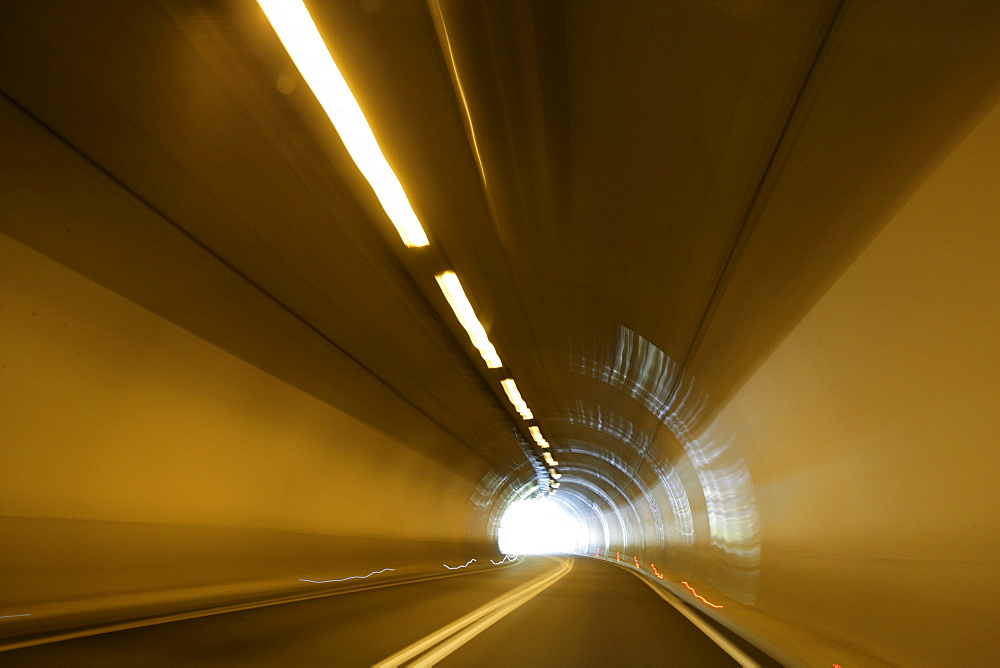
[300,567,395,583]
[633,556,640,568]
[650,563,665,579]
[0,614,30,619]
[616,551,621,562]
[500,379,533,419]
[528,425,549,448]
[491,554,517,565]
[444,559,477,569]
[256,0,430,248]
[435,272,503,368]
[681,581,724,608]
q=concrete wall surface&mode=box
[592,92,1000,667]
[0,233,495,636]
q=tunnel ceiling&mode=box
[3,0,998,519]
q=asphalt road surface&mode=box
[2,557,778,666]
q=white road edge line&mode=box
[621,566,759,668]
[374,557,573,667]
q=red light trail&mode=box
[681,581,724,608]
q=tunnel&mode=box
[1,1,998,666]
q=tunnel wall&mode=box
[0,233,496,625]
[582,95,1000,667]
[709,94,1000,667]
[654,95,1000,666]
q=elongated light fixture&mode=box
[528,425,549,448]
[500,379,533,420]
[435,271,502,368]
[549,468,562,480]
[543,452,559,467]
[257,0,429,248]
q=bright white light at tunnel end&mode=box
[497,497,588,555]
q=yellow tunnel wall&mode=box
[712,94,1000,666]
[0,232,494,613]
[600,96,1000,666]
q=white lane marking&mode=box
[410,558,573,667]
[0,558,525,653]
[621,566,759,667]
[375,557,573,667]
[299,568,396,583]
[0,614,31,619]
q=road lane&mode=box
[2,556,778,666]
[440,558,747,667]
[1,557,556,667]
[376,557,574,666]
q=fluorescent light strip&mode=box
[543,452,559,467]
[528,426,549,448]
[257,0,429,248]
[551,482,560,489]
[500,378,533,420]
[549,468,562,480]
[435,272,502,368]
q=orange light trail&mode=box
[681,581,724,608]
[650,564,664,579]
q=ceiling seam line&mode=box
[619,0,848,495]
[0,87,496,468]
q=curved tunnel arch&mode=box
[565,476,642,554]
[564,444,667,542]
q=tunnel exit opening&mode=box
[496,497,588,555]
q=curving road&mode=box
[2,557,778,667]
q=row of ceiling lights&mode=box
[257,0,560,492]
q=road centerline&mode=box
[374,557,573,667]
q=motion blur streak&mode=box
[443,559,477,570]
[489,555,517,565]
[255,0,429,247]
[682,581,725,609]
[299,568,395,583]
[500,378,533,420]
[434,271,503,368]
[528,425,550,447]
[572,326,761,602]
